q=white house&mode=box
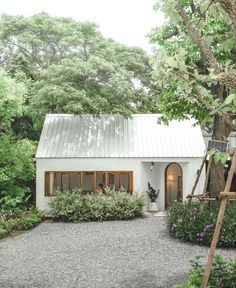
[36,114,206,211]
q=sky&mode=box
[0,0,165,51]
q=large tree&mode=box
[150,0,236,196]
[0,13,157,128]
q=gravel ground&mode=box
[0,216,235,288]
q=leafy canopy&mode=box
[150,0,236,129]
[0,13,157,117]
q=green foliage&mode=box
[0,187,31,210]
[0,70,36,209]
[174,255,236,288]
[166,202,236,248]
[0,13,156,121]
[0,208,44,239]
[50,190,144,222]
[150,0,236,197]
[0,136,36,208]
[208,150,228,165]
[0,69,25,132]
[221,94,236,113]
[150,0,236,126]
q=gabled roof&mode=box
[36,114,205,158]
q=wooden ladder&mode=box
[200,150,236,288]
[187,152,212,206]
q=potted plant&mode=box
[146,182,159,212]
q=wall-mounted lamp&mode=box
[167,174,174,182]
[150,162,154,171]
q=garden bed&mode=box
[0,208,44,239]
[166,201,236,248]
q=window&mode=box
[44,171,133,196]
[70,172,81,190]
[107,172,119,189]
[45,172,54,196]
[96,172,106,188]
[62,173,70,191]
[83,172,94,192]
[120,173,129,190]
[54,172,62,191]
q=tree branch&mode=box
[162,27,179,40]
[190,0,196,13]
[176,1,236,89]
[195,89,236,131]
[176,1,220,72]
[194,89,215,111]
[225,116,236,131]
[7,40,43,68]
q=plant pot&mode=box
[149,201,158,212]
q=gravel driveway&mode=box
[0,216,235,288]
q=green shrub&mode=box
[166,202,236,248]
[17,209,44,229]
[0,187,32,210]
[174,255,236,288]
[0,208,44,239]
[0,136,36,209]
[50,190,144,222]
[0,227,7,238]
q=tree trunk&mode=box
[209,115,232,197]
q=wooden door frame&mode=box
[165,163,183,209]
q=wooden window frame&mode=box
[44,171,133,196]
[53,172,60,194]
[45,172,50,196]
[61,172,70,192]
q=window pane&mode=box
[108,173,119,190]
[96,172,105,188]
[120,173,129,191]
[83,172,93,192]
[49,172,54,196]
[70,172,81,190]
[54,172,62,192]
[62,173,70,191]
[45,172,50,196]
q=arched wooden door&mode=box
[165,163,183,209]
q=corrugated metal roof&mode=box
[36,114,206,158]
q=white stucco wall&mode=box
[36,157,205,211]
[141,159,204,210]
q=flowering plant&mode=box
[166,202,236,247]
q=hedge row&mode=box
[50,191,144,222]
